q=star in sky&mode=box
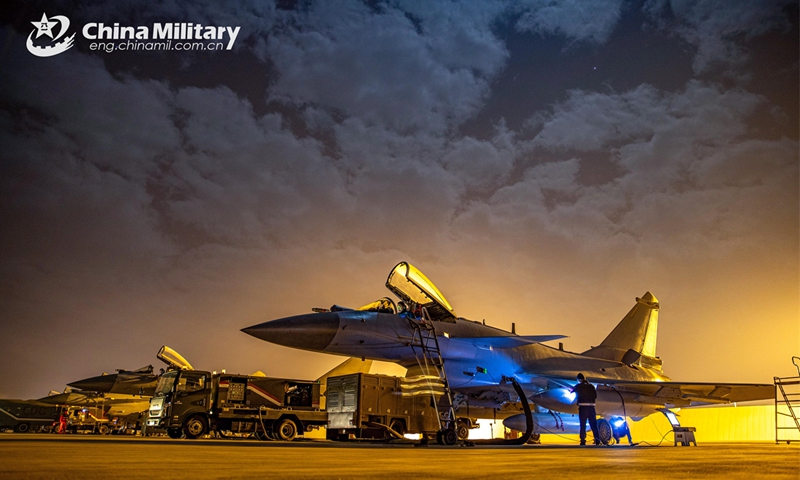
[31,13,57,39]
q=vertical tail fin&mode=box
[582,292,661,369]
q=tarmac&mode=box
[0,433,797,479]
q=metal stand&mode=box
[774,357,800,444]
[673,427,697,446]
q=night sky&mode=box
[1,0,797,399]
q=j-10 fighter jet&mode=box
[66,365,159,397]
[39,347,194,421]
[243,262,773,441]
[38,364,161,421]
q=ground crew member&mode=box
[612,416,634,445]
[57,409,68,434]
[573,373,600,445]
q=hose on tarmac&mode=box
[469,377,533,445]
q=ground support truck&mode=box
[62,406,113,434]
[145,369,326,440]
[0,399,58,433]
[325,373,477,443]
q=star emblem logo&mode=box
[26,13,75,57]
[31,13,58,39]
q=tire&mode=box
[596,419,612,445]
[456,421,469,441]
[14,423,30,433]
[98,424,110,435]
[167,427,184,439]
[440,428,458,445]
[274,419,297,441]
[183,415,208,439]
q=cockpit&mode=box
[356,297,397,314]
[318,262,458,323]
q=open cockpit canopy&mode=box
[157,345,194,371]
[385,261,457,323]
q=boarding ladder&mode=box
[774,356,800,444]
[408,307,457,434]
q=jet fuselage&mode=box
[242,309,669,400]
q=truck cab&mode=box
[146,369,211,438]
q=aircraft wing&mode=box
[593,380,774,406]
[449,335,567,349]
[38,391,104,405]
[38,391,150,407]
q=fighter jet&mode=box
[65,346,193,397]
[242,261,774,442]
[41,364,158,418]
[67,365,159,397]
[43,347,193,423]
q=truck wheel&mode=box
[98,425,110,435]
[14,423,30,433]
[167,428,183,439]
[275,419,297,441]
[596,419,612,445]
[183,415,208,439]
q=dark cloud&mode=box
[645,0,796,73]
[266,1,507,133]
[514,0,626,44]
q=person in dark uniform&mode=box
[573,373,600,445]
[612,416,634,445]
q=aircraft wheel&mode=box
[275,419,297,441]
[596,419,612,445]
[167,428,183,439]
[456,421,470,441]
[14,423,30,433]
[437,428,458,445]
[183,415,208,439]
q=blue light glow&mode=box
[562,389,577,403]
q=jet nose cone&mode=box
[242,312,340,352]
[67,374,117,393]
